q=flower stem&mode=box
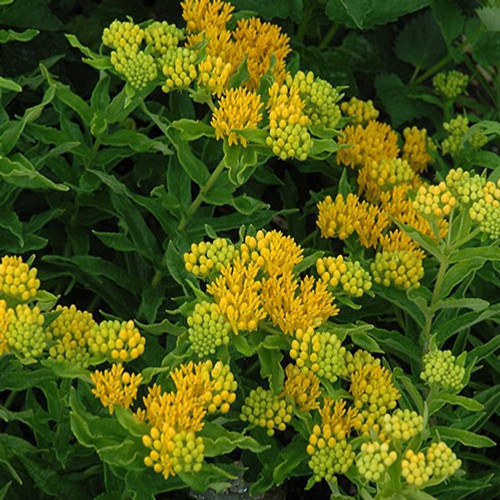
[177,158,226,232]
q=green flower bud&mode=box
[5,304,45,358]
[421,349,465,391]
[433,71,468,100]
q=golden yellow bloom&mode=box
[340,97,379,125]
[371,249,425,290]
[402,126,436,174]
[412,182,457,218]
[211,88,263,146]
[317,193,363,240]
[181,0,234,33]
[379,229,420,253]
[186,27,233,60]
[239,230,303,277]
[261,271,338,335]
[0,299,10,355]
[91,364,142,414]
[230,17,291,90]
[320,398,361,439]
[206,257,266,334]
[282,363,321,412]
[0,255,40,303]
[337,120,399,169]
[197,54,233,97]
[355,202,390,249]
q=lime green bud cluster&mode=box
[402,442,461,487]
[288,71,343,129]
[344,349,380,377]
[240,386,293,436]
[170,430,205,474]
[46,305,96,367]
[307,435,355,482]
[5,304,45,358]
[442,115,487,156]
[470,179,500,240]
[446,168,486,204]
[1,300,9,355]
[102,20,144,53]
[369,158,415,191]
[433,70,468,99]
[355,441,398,482]
[201,360,237,413]
[421,349,465,391]
[381,409,423,441]
[197,55,232,97]
[340,97,379,125]
[266,82,312,161]
[0,256,40,304]
[187,301,231,357]
[161,47,198,92]
[316,255,372,298]
[89,320,146,362]
[371,250,424,290]
[144,21,185,56]
[183,238,237,279]
[110,49,158,90]
[290,327,347,382]
[412,182,457,218]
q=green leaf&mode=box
[468,335,500,363]
[65,34,112,70]
[272,435,309,485]
[436,258,485,302]
[0,482,12,500]
[432,0,466,45]
[231,0,303,22]
[433,426,496,447]
[350,331,384,353]
[450,246,500,263]
[477,6,500,31]
[170,119,215,141]
[100,129,171,155]
[0,211,23,246]
[393,220,443,260]
[0,76,22,92]
[92,231,138,252]
[258,346,284,393]
[435,297,489,312]
[0,27,39,43]
[395,10,447,68]
[228,194,270,215]
[433,393,484,412]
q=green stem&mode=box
[3,391,18,410]
[319,24,339,50]
[296,7,311,43]
[408,65,421,86]
[177,158,226,231]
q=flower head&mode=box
[341,97,379,125]
[402,126,436,174]
[4,304,45,359]
[0,255,40,304]
[184,237,237,279]
[0,300,10,355]
[282,363,321,412]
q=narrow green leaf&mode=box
[350,331,384,353]
[92,231,138,252]
[436,258,485,302]
[0,76,22,92]
[0,28,39,43]
[170,119,215,141]
[435,297,489,312]
[434,393,483,412]
[450,246,500,263]
[433,426,496,447]
[468,336,500,362]
[258,347,284,393]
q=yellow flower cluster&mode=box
[89,319,146,362]
[316,255,372,298]
[183,237,238,279]
[240,386,293,436]
[371,249,424,290]
[197,54,232,97]
[412,182,457,218]
[349,364,400,435]
[355,441,398,483]
[282,363,321,412]
[91,363,143,414]
[161,46,198,91]
[306,399,358,482]
[288,71,343,129]
[0,255,40,303]
[402,126,436,174]
[266,81,312,161]
[337,120,399,169]
[344,349,381,376]
[290,327,347,381]
[340,97,379,125]
[46,305,96,367]
[402,442,461,486]
[0,300,10,355]
[211,87,263,146]
[469,178,500,240]
[182,0,234,35]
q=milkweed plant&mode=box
[1,0,500,499]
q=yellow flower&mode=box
[379,229,421,254]
[0,255,40,303]
[91,364,143,414]
[197,54,233,97]
[181,0,234,33]
[371,249,425,290]
[186,27,233,60]
[0,299,10,355]
[412,182,457,218]
[317,193,364,240]
[337,120,399,169]
[211,88,263,146]
[402,126,436,174]
[282,363,321,412]
[206,257,266,334]
[340,97,379,125]
[230,17,291,90]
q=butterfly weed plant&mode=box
[1,0,500,498]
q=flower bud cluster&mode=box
[368,157,415,191]
[161,47,198,92]
[4,304,45,358]
[412,181,457,218]
[290,327,347,382]
[441,115,488,156]
[266,81,312,161]
[344,349,380,377]
[102,20,144,52]
[316,255,372,298]
[187,301,231,357]
[308,437,355,482]
[282,363,321,412]
[470,179,500,240]
[184,238,237,279]
[46,305,96,367]
[240,386,293,436]
[433,70,468,99]
[340,97,379,125]
[446,168,486,204]
[381,409,423,441]
[402,126,435,174]
[371,250,424,290]
[402,442,461,486]
[200,360,237,413]
[91,363,143,414]
[144,21,185,56]
[288,71,343,129]
[89,319,146,362]
[197,54,232,97]
[355,441,398,482]
[0,300,9,355]
[0,255,40,304]
[110,49,158,90]
[421,349,465,391]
